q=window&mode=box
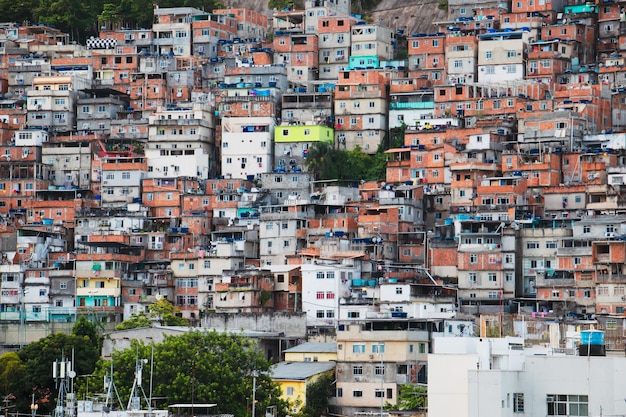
[352,343,366,353]
[469,273,476,282]
[547,395,587,416]
[372,343,385,354]
[574,257,582,266]
[488,273,497,282]
[470,254,477,264]
[485,51,492,60]
[316,272,325,279]
[375,365,385,375]
[352,391,363,398]
[513,393,524,413]
[352,365,363,375]
[316,291,325,299]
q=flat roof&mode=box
[284,342,336,354]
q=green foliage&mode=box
[148,298,190,326]
[73,315,103,351]
[5,0,222,42]
[300,372,334,417]
[96,331,288,417]
[0,352,25,398]
[437,0,448,11]
[304,142,387,181]
[115,312,153,330]
[16,325,101,414]
[115,299,189,330]
[268,0,296,10]
[259,290,273,306]
[396,384,427,411]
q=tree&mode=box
[97,331,289,417]
[147,298,189,326]
[395,384,427,411]
[305,142,386,182]
[0,352,25,399]
[304,142,334,180]
[0,0,38,25]
[114,299,188,330]
[300,372,334,417]
[268,0,297,10]
[115,312,153,330]
[16,329,101,414]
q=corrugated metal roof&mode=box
[284,342,337,353]
[271,362,335,380]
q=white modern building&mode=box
[220,116,275,180]
[146,103,216,179]
[429,336,626,417]
[301,259,358,327]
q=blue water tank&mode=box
[581,330,604,345]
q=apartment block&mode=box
[27,75,91,132]
[318,16,356,80]
[334,70,389,153]
[274,33,319,84]
[146,103,216,179]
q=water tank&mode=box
[579,330,605,356]
[581,330,604,345]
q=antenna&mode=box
[127,349,150,411]
[104,360,124,412]
[52,350,76,417]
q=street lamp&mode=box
[250,371,258,417]
[30,393,38,417]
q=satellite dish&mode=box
[68,370,76,378]
[76,193,82,198]
[4,92,14,99]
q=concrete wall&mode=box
[202,311,307,338]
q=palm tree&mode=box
[304,142,334,180]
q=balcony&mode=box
[390,101,435,110]
[220,95,274,103]
[76,287,121,297]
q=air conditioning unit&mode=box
[354,377,362,382]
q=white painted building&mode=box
[221,116,275,180]
[301,259,358,327]
[429,336,626,417]
[477,31,529,84]
[146,103,216,179]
